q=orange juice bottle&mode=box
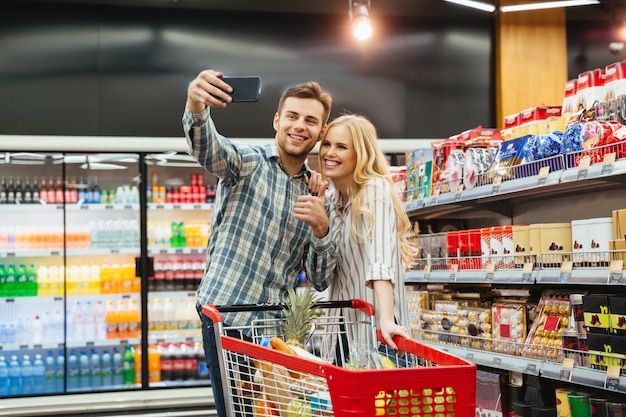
[134,344,142,384]
[121,262,134,294]
[116,299,130,339]
[111,263,123,294]
[100,263,112,294]
[148,344,161,383]
[104,300,118,339]
[127,298,141,339]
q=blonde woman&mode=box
[318,113,417,358]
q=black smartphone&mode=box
[220,76,262,102]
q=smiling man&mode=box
[182,69,337,417]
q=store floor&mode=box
[0,387,215,417]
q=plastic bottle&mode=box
[111,263,123,294]
[47,263,60,297]
[78,262,90,295]
[8,355,21,396]
[55,350,65,392]
[148,344,161,383]
[122,346,135,385]
[32,354,45,394]
[94,300,107,341]
[100,263,112,294]
[133,344,142,384]
[67,262,80,295]
[71,301,84,343]
[4,263,16,297]
[78,350,91,390]
[90,349,102,389]
[66,350,79,391]
[0,356,9,396]
[100,349,112,388]
[20,355,33,395]
[163,298,177,337]
[26,263,37,296]
[194,342,209,380]
[157,342,171,382]
[112,347,123,387]
[127,298,141,339]
[32,315,43,345]
[36,263,49,297]
[116,299,129,339]
[89,262,101,295]
[53,309,64,344]
[44,351,57,393]
[15,263,27,297]
[0,263,6,298]
[41,310,52,343]
[151,298,165,338]
[180,341,197,381]
[83,301,96,342]
[105,300,118,339]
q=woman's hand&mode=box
[379,319,410,351]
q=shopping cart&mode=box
[202,299,476,417]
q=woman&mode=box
[318,113,417,359]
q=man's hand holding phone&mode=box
[187,70,261,113]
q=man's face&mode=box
[273,97,326,161]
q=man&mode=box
[183,69,336,416]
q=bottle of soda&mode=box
[0,263,6,297]
[122,345,135,385]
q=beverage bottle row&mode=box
[0,300,65,346]
[149,172,216,204]
[155,341,208,382]
[149,258,204,292]
[0,220,139,251]
[147,221,210,249]
[148,296,201,339]
[66,346,134,391]
[0,353,47,396]
[0,262,38,297]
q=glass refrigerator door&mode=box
[145,151,213,387]
[0,151,143,397]
[63,152,142,392]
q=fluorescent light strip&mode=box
[500,0,600,13]
[444,0,496,13]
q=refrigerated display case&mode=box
[0,137,217,399]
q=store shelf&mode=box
[148,248,206,255]
[406,268,536,284]
[149,203,213,211]
[404,156,626,220]
[427,341,626,394]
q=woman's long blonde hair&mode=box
[320,114,418,269]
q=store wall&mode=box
[0,2,494,140]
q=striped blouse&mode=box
[324,177,409,356]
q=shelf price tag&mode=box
[602,152,616,175]
[492,176,502,194]
[604,365,621,391]
[466,352,474,361]
[485,262,495,282]
[537,166,550,185]
[449,264,458,282]
[525,363,539,376]
[560,357,574,381]
[559,261,573,283]
[493,357,502,367]
[577,156,591,180]
[423,264,431,281]
[455,184,464,201]
[608,260,624,284]
[521,262,534,283]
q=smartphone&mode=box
[220,76,262,102]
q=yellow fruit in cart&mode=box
[379,355,396,369]
[287,397,312,417]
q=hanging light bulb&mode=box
[350,0,372,40]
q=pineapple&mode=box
[281,286,320,350]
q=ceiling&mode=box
[7,0,622,20]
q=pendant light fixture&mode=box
[444,0,600,13]
[350,0,372,40]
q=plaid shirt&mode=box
[183,106,336,328]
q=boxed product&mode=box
[609,239,626,262]
[538,223,573,266]
[412,309,437,343]
[562,78,578,123]
[587,333,616,370]
[613,208,626,240]
[488,135,532,182]
[609,296,626,336]
[513,224,531,266]
[492,303,527,355]
[571,217,613,265]
[603,60,626,102]
[582,294,611,334]
[503,112,520,142]
[434,300,459,345]
[522,295,571,361]
[456,306,492,351]
[576,68,605,112]
[555,387,574,417]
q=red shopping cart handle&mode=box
[203,299,375,323]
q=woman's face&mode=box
[319,124,357,187]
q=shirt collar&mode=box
[266,142,311,179]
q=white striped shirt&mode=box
[325,177,409,351]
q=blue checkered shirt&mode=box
[183,106,336,328]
